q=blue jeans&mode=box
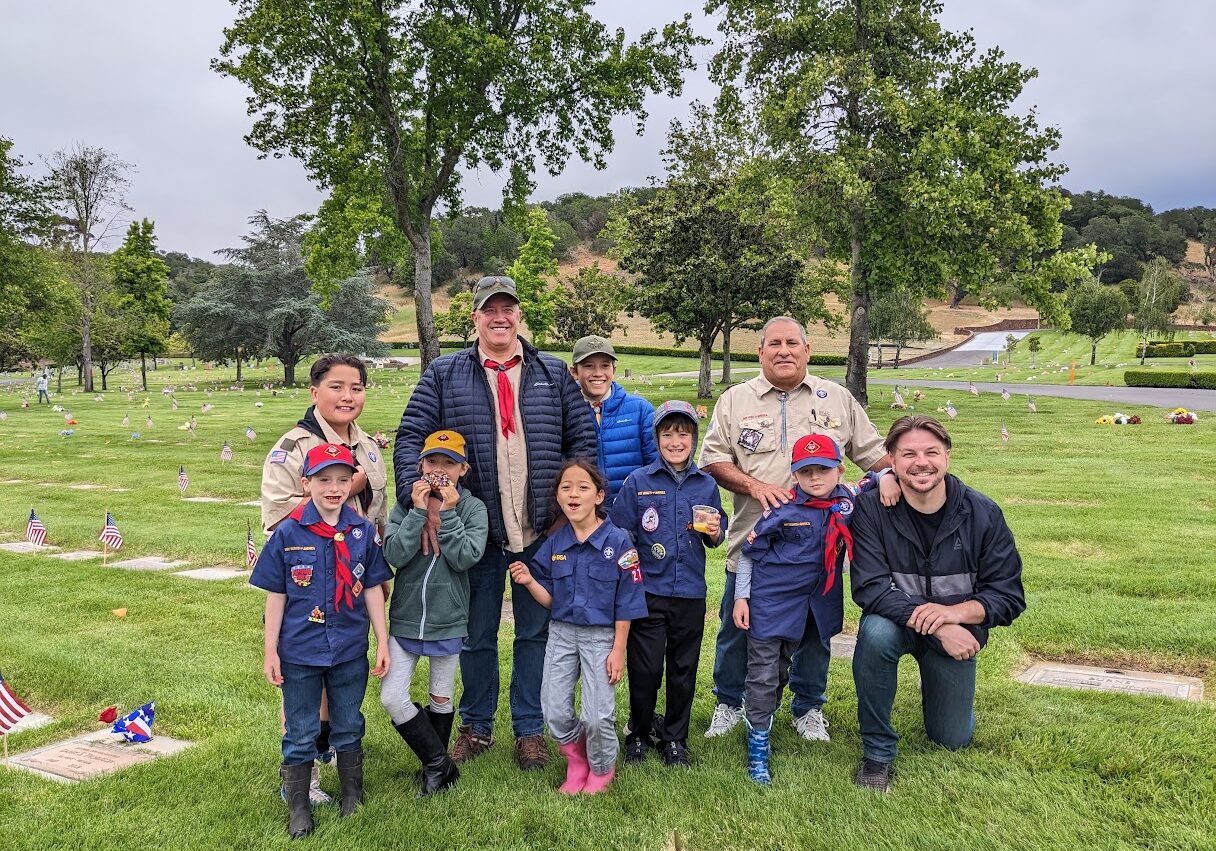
[458,537,549,738]
[712,569,830,717]
[280,655,369,765]
[853,613,977,763]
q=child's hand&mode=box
[264,651,283,686]
[411,479,432,510]
[732,599,750,630]
[508,560,533,587]
[606,646,626,685]
[702,512,722,541]
[878,471,901,507]
[371,643,390,679]
[438,483,460,511]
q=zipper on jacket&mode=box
[779,391,788,453]
[418,553,438,639]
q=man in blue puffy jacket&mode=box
[394,275,598,772]
[569,335,657,500]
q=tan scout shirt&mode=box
[482,341,536,553]
[261,412,389,537]
[698,372,885,571]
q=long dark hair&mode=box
[552,458,609,520]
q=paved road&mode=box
[867,378,1216,412]
[905,330,1035,368]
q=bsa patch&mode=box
[308,606,325,624]
[617,549,640,571]
[641,506,659,533]
[373,530,382,546]
[269,449,288,464]
[368,451,378,463]
[353,562,365,580]
[324,445,341,457]
[737,427,763,453]
[291,565,313,587]
[352,580,364,596]
[602,546,615,560]
[838,499,854,516]
[816,388,829,398]
[651,543,666,560]
[351,527,363,540]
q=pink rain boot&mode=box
[557,738,589,795]
[581,764,615,795]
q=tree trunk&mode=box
[1090,340,1098,366]
[76,363,83,386]
[844,209,871,406]
[284,359,297,386]
[56,366,64,393]
[873,339,883,369]
[100,367,108,391]
[894,342,903,368]
[949,282,967,308]
[697,339,713,399]
[235,347,243,384]
[81,309,94,392]
[412,229,440,369]
[140,353,148,391]
[720,319,732,384]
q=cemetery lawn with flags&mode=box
[0,357,1213,850]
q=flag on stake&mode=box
[146,416,154,428]
[178,466,189,493]
[1001,423,1010,443]
[25,508,47,546]
[893,387,906,407]
[246,522,258,569]
[0,670,32,734]
[171,398,179,411]
[99,512,124,551]
[245,426,257,442]
[111,701,155,743]
[220,441,233,462]
[946,401,958,419]
[969,382,979,396]
[122,414,130,427]
[1001,388,1010,401]
[1028,398,1037,413]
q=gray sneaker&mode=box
[792,708,831,742]
[704,703,744,738]
[854,758,892,793]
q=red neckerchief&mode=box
[484,354,522,437]
[290,502,357,611]
[799,493,854,595]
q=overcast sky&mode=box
[3,1,1213,261]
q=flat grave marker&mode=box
[175,566,246,581]
[1017,662,1204,702]
[67,484,106,490]
[108,556,189,571]
[9,712,54,734]
[0,541,58,554]
[830,633,856,659]
[0,479,26,484]
[237,500,261,507]
[49,550,102,561]
[8,730,195,784]
[182,496,226,503]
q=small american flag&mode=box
[245,426,257,442]
[178,466,190,493]
[1000,423,1010,443]
[893,388,905,407]
[201,403,214,414]
[0,671,32,734]
[946,401,957,419]
[98,512,124,550]
[171,397,179,411]
[1028,398,1037,413]
[146,416,154,428]
[246,524,258,569]
[220,441,233,462]
[1000,388,1010,401]
[25,508,47,546]
[122,414,130,427]
[968,381,979,396]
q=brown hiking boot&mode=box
[450,724,493,764]
[514,734,550,771]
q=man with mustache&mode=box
[849,415,1026,792]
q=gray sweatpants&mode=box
[379,641,459,725]
[745,635,797,729]
[541,620,619,775]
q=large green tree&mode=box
[506,208,562,347]
[552,263,629,344]
[868,287,937,368]
[215,0,699,368]
[711,0,1097,403]
[1067,280,1129,366]
[111,219,171,390]
[1134,257,1182,365]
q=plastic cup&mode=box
[692,504,719,534]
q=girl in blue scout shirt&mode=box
[251,443,393,838]
[731,434,883,785]
[509,459,648,795]
[609,400,726,768]
[380,430,488,798]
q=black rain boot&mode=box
[335,748,364,817]
[424,706,455,749]
[394,705,459,798]
[280,763,314,839]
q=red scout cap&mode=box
[791,434,843,472]
[303,443,357,476]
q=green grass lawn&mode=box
[0,357,1213,850]
[891,329,1216,386]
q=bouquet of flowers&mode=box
[1167,407,1198,425]
[1096,413,1141,425]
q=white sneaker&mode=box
[793,708,831,742]
[704,703,744,738]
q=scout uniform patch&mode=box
[737,427,763,452]
[308,606,325,624]
[642,506,659,532]
[651,543,666,560]
[291,565,313,586]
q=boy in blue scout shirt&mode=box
[609,400,726,767]
[731,434,883,785]
[509,459,648,795]
[251,443,393,838]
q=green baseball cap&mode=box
[472,275,520,310]
[572,335,617,364]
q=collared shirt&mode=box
[482,340,535,552]
[609,459,727,599]
[698,372,885,571]
[261,412,389,536]
[250,502,394,667]
[531,520,648,627]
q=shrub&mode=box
[1137,342,1196,358]
[1123,370,1216,389]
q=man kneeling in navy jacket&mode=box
[849,415,1025,793]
